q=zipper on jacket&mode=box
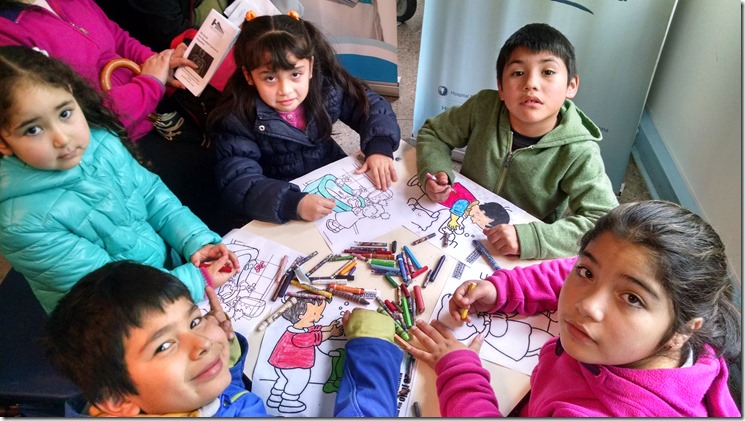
[495,131,535,194]
[68,21,88,35]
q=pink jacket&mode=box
[435,257,741,417]
[0,0,163,140]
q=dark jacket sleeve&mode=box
[213,114,306,224]
[336,86,401,158]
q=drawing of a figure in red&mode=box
[266,296,343,413]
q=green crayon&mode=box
[377,307,410,341]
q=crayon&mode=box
[331,259,356,278]
[271,270,294,301]
[461,282,477,320]
[339,261,357,276]
[383,274,399,288]
[397,254,410,284]
[391,240,397,254]
[370,263,397,272]
[256,297,297,331]
[412,401,422,417]
[412,285,424,314]
[308,275,355,281]
[328,284,364,295]
[329,255,355,262]
[355,241,387,247]
[472,239,501,271]
[410,265,428,280]
[297,250,318,267]
[400,294,412,328]
[305,253,333,276]
[442,232,449,247]
[272,255,288,284]
[425,255,446,288]
[348,266,357,276]
[374,296,392,315]
[384,299,399,314]
[310,279,348,285]
[291,279,333,299]
[286,290,327,300]
[294,267,311,284]
[403,245,423,270]
[411,232,436,245]
[199,263,234,273]
[370,268,401,276]
[328,288,370,305]
[425,172,457,193]
[352,253,369,261]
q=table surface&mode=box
[236,142,535,416]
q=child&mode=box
[0,45,237,313]
[399,201,741,417]
[0,0,196,141]
[207,13,401,225]
[45,261,403,416]
[416,23,618,260]
[45,261,269,416]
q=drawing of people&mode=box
[405,174,445,231]
[266,295,344,413]
[468,201,511,230]
[437,294,555,365]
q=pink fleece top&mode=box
[0,0,163,140]
[434,257,741,417]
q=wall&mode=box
[641,0,741,286]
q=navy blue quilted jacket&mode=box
[211,77,400,224]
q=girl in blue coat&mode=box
[207,13,401,225]
[0,45,238,313]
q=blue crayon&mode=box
[397,254,410,284]
[472,239,501,271]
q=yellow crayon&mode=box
[460,283,477,320]
[291,279,333,299]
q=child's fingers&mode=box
[341,310,351,329]
[429,319,458,340]
[395,337,434,366]
[409,319,446,350]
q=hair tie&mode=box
[245,10,257,22]
[288,10,300,20]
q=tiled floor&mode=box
[0,0,650,283]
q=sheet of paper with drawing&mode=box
[291,150,412,253]
[251,285,381,417]
[403,171,535,266]
[196,229,304,333]
[432,260,560,376]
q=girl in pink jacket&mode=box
[400,200,741,417]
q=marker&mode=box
[411,232,436,245]
[199,263,233,273]
[291,279,332,299]
[256,297,297,331]
[328,288,370,305]
[328,284,364,295]
[273,255,288,283]
[403,245,423,270]
[472,239,501,271]
[412,285,424,314]
[391,240,397,254]
[460,282,477,320]
[424,255,446,288]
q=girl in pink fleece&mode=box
[400,200,741,417]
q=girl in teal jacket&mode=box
[0,45,238,313]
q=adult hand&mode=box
[204,285,235,341]
[484,224,520,256]
[448,280,497,322]
[297,194,336,221]
[355,153,397,190]
[396,319,483,370]
[424,171,452,202]
[166,42,197,89]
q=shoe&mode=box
[151,111,185,141]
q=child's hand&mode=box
[140,49,174,85]
[483,224,520,256]
[398,319,484,370]
[448,280,497,322]
[298,194,335,221]
[191,244,239,288]
[355,154,398,190]
[166,42,198,89]
[424,171,452,202]
[328,318,344,337]
[204,285,235,341]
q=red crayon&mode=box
[413,285,424,314]
[400,283,410,298]
[410,266,429,280]
[384,299,398,314]
[200,263,233,273]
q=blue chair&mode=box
[0,269,81,416]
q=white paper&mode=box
[224,0,282,27]
[175,9,240,96]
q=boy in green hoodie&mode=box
[416,23,618,260]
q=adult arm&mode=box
[515,145,618,259]
[213,114,306,224]
[488,256,577,315]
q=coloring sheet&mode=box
[196,229,304,333]
[431,260,560,375]
[252,286,416,417]
[403,172,535,266]
[291,150,414,253]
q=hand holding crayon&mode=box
[448,280,498,322]
[424,172,454,202]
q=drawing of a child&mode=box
[266,296,343,413]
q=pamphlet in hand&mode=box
[175,9,240,96]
